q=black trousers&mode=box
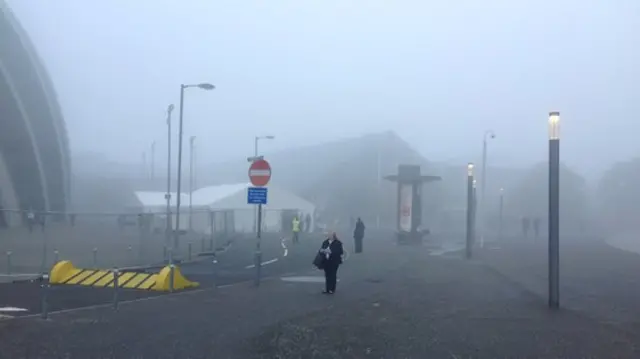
[354,236,363,253]
[324,264,339,292]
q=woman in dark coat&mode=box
[319,232,344,294]
[354,218,365,253]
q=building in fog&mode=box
[200,131,441,229]
[0,1,71,226]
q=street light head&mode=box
[265,135,275,140]
[500,187,504,194]
[473,179,477,188]
[467,162,474,176]
[167,104,175,113]
[548,111,560,140]
[485,130,496,140]
[197,83,215,90]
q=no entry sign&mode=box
[248,159,272,186]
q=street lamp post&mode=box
[188,136,196,231]
[548,111,560,309]
[480,130,495,249]
[466,163,475,259]
[174,83,215,252]
[252,135,274,286]
[165,104,175,250]
[498,188,504,241]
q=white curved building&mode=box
[0,1,71,226]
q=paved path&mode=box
[1,235,638,358]
[476,238,640,327]
[0,233,323,319]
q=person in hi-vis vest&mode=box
[292,216,301,243]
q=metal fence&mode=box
[0,208,237,276]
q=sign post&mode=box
[248,159,271,286]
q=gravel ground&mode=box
[244,251,638,359]
[1,237,637,358]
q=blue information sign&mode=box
[247,187,268,205]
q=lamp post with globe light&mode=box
[466,163,475,259]
[548,111,560,309]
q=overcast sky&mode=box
[7,0,640,178]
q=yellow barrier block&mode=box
[122,273,151,289]
[138,274,158,290]
[67,270,96,285]
[50,260,77,284]
[153,265,199,291]
[78,271,109,286]
[49,261,198,292]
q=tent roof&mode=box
[134,183,315,213]
[191,183,250,206]
[134,191,186,208]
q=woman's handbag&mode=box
[313,251,325,269]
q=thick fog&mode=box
[8,0,640,177]
[5,0,640,238]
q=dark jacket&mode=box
[321,238,344,265]
[354,221,365,239]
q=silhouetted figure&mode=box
[319,232,344,294]
[39,213,46,232]
[26,210,35,233]
[522,217,530,238]
[353,217,365,253]
[533,217,540,239]
[292,216,300,244]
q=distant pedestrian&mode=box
[353,217,365,253]
[292,216,300,244]
[26,210,35,233]
[39,213,46,231]
[318,231,344,294]
[533,217,540,239]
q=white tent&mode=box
[192,183,315,233]
[132,184,316,234]
[132,191,200,232]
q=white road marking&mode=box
[0,307,28,312]
[281,237,288,257]
[429,246,465,256]
[245,258,279,269]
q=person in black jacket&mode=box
[319,232,344,294]
[353,218,365,253]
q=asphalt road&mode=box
[3,232,640,358]
[0,232,324,319]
